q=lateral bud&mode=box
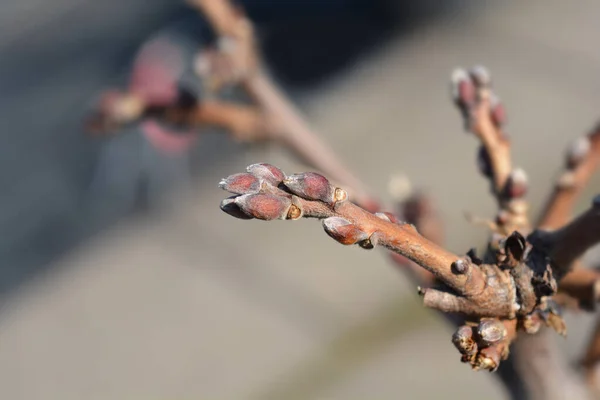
[469,65,491,88]
[219,173,261,195]
[220,197,254,220]
[452,325,478,362]
[234,193,291,221]
[476,319,507,347]
[505,168,528,198]
[452,258,470,275]
[246,163,285,186]
[489,93,507,128]
[322,217,369,245]
[283,172,334,204]
[566,136,591,169]
[451,68,475,106]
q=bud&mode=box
[375,212,400,224]
[450,68,475,106]
[220,197,253,220]
[489,93,507,128]
[476,319,507,347]
[246,163,285,186]
[469,65,491,88]
[505,168,528,198]
[504,231,527,264]
[452,258,470,275]
[566,136,591,169]
[521,315,541,334]
[234,193,291,220]
[452,326,477,357]
[476,146,493,178]
[283,172,333,203]
[219,173,261,195]
[322,217,369,245]
[466,248,483,265]
[475,352,500,372]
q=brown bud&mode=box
[220,197,254,220]
[505,168,528,198]
[283,172,333,203]
[452,258,470,275]
[476,146,493,178]
[452,326,478,357]
[521,315,542,334]
[469,65,491,88]
[322,217,369,245]
[474,352,500,372]
[476,319,507,347]
[234,193,291,220]
[219,173,261,195]
[246,163,285,186]
[566,136,591,169]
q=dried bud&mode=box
[474,352,500,372]
[476,146,493,178]
[521,315,542,334]
[220,197,254,220]
[246,163,285,186]
[505,168,528,198]
[504,231,527,264]
[451,68,475,106]
[469,65,491,88]
[466,248,483,265]
[476,319,507,347]
[452,326,478,357]
[322,217,369,245]
[283,172,333,203]
[234,193,291,220]
[566,136,591,169]
[489,94,507,128]
[452,258,470,275]
[219,173,261,195]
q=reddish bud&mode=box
[246,163,285,185]
[566,136,591,169]
[220,197,253,220]
[476,146,493,178]
[489,94,507,128]
[283,172,333,203]
[219,173,261,194]
[234,193,291,220]
[505,168,528,198]
[451,68,475,106]
[469,65,491,87]
[322,217,369,245]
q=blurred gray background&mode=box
[1,0,600,398]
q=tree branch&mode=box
[538,125,600,230]
[529,196,600,277]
